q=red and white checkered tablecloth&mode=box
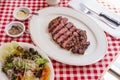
[0,0,120,80]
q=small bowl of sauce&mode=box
[13,7,31,20]
[5,21,25,37]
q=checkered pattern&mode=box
[97,0,120,13]
[0,0,120,80]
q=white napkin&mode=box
[68,0,120,39]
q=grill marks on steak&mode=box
[48,16,63,33]
[48,16,90,54]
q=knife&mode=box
[80,0,120,26]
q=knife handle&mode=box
[99,13,120,26]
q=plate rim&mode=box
[29,7,108,66]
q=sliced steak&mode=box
[48,16,90,55]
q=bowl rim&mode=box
[5,21,25,37]
[13,7,31,21]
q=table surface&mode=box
[0,0,120,80]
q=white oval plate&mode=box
[29,7,107,66]
[0,42,54,80]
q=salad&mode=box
[0,42,50,80]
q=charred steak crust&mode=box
[48,16,90,54]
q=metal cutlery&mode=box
[79,3,120,29]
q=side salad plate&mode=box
[0,42,54,80]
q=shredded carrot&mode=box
[16,77,19,80]
[18,73,24,80]
[40,65,50,80]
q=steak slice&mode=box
[51,17,68,35]
[48,16,62,33]
[53,27,68,40]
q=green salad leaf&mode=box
[34,55,48,65]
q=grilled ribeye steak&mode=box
[48,16,90,54]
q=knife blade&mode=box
[80,0,120,26]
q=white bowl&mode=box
[5,21,25,37]
[13,7,31,20]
